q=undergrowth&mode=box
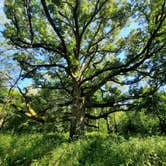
[0,132,165,166]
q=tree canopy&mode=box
[3,0,166,140]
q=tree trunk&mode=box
[69,85,85,141]
[105,117,113,134]
[159,119,166,134]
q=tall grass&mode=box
[0,132,165,166]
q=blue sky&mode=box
[0,0,6,25]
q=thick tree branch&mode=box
[40,0,72,70]
[73,0,81,58]
[24,0,34,43]
[85,85,159,108]
[85,104,136,120]
[40,0,66,51]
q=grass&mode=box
[0,132,166,166]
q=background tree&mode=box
[3,0,166,140]
[139,91,166,134]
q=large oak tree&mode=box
[3,0,166,140]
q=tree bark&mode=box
[69,85,85,141]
